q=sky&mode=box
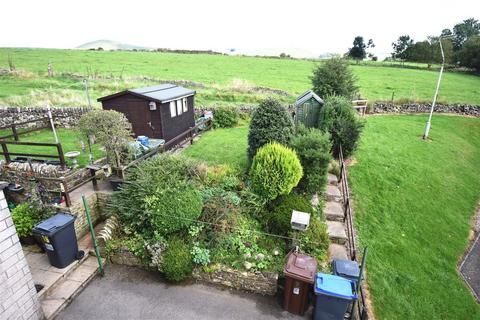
[1,0,479,58]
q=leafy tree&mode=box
[453,18,480,49]
[247,98,294,160]
[392,35,414,60]
[311,56,358,99]
[457,36,480,72]
[408,41,434,64]
[318,95,364,158]
[441,28,453,37]
[348,36,367,60]
[78,110,132,168]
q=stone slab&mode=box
[328,173,339,186]
[326,221,347,245]
[325,185,342,202]
[325,201,344,222]
[328,244,349,261]
[460,234,480,302]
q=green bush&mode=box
[318,96,364,158]
[247,98,294,160]
[213,106,240,128]
[144,183,203,234]
[267,194,314,236]
[162,237,193,282]
[11,202,53,238]
[311,56,358,99]
[249,142,303,200]
[292,217,330,262]
[108,154,202,233]
[291,127,332,193]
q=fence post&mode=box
[11,125,19,141]
[60,180,72,207]
[1,142,11,163]
[56,143,66,170]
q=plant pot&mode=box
[7,183,24,194]
[108,177,124,191]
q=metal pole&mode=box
[423,38,445,140]
[84,79,92,108]
[82,195,104,276]
[350,246,368,320]
[47,105,59,144]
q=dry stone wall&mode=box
[0,106,91,128]
[372,102,480,117]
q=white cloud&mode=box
[1,0,478,58]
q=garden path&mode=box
[459,205,480,302]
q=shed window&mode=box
[183,98,188,112]
[176,100,183,115]
[170,101,176,117]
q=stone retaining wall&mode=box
[192,265,278,296]
[0,106,91,128]
[372,102,480,117]
[108,247,278,296]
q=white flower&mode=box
[244,261,252,270]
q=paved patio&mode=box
[57,264,311,320]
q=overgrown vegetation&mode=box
[212,106,240,128]
[266,193,314,236]
[311,56,358,99]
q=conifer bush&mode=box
[249,142,303,200]
[247,98,294,161]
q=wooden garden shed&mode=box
[294,90,324,128]
[98,84,196,142]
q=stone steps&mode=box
[327,173,339,186]
[326,221,347,245]
[328,243,348,261]
[325,201,344,222]
[325,185,342,202]
[40,256,101,320]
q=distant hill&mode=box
[76,40,151,51]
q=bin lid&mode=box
[333,259,360,279]
[284,252,317,283]
[33,213,75,234]
[314,273,357,300]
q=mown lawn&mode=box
[183,126,248,170]
[1,48,480,106]
[0,128,105,167]
[348,115,480,319]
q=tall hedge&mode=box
[247,98,294,161]
[318,96,364,158]
[291,127,332,193]
[311,56,358,99]
[249,142,303,200]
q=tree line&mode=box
[345,17,479,72]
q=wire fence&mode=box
[338,146,369,320]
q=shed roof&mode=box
[294,90,324,107]
[97,84,195,103]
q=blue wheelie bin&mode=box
[332,259,360,284]
[32,213,79,268]
[313,273,357,320]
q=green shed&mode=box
[294,90,324,128]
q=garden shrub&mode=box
[247,98,294,160]
[267,193,314,236]
[144,182,203,234]
[162,237,193,282]
[291,127,332,193]
[249,142,303,200]
[11,202,54,238]
[213,106,239,128]
[78,110,133,167]
[292,217,330,263]
[311,56,358,98]
[108,154,202,233]
[318,95,364,158]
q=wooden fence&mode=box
[338,146,369,320]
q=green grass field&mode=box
[0,128,104,167]
[183,126,248,170]
[348,115,480,319]
[1,48,479,107]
